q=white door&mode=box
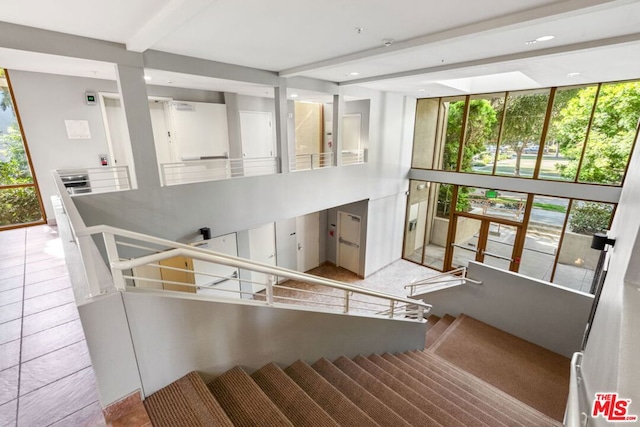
[337,211,361,275]
[170,101,230,160]
[149,101,174,165]
[275,218,297,282]
[296,212,320,273]
[240,111,275,158]
[248,222,277,293]
[342,114,362,151]
[194,233,240,299]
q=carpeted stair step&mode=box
[251,362,339,427]
[352,354,464,427]
[366,353,495,427]
[429,314,569,421]
[402,351,551,427]
[408,351,560,427]
[424,314,455,349]
[312,358,412,427]
[208,366,294,426]
[143,371,233,427]
[284,360,379,427]
[332,356,442,427]
[382,353,517,427]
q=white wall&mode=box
[9,71,118,220]
[415,261,594,358]
[122,290,426,397]
[580,129,640,425]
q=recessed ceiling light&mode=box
[290,93,299,98]
[536,35,555,42]
[418,89,426,92]
[349,72,360,76]
[525,40,537,45]
[143,75,152,81]
[382,39,394,47]
[567,72,581,78]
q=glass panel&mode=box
[578,81,640,185]
[497,89,550,178]
[544,86,597,181]
[463,93,505,174]
[403,181,447,270]
[441,97,466,171]
[458,186,527,223]
[553,201,614,292]
[412,98,441,169]
[483,222,517,270]
[0,186,42,226]
[519,196,569,281]
[451,216,482,269]
[1,75,34,186]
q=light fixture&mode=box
[418,89,426,92]
[349,72,360,76]
[290,93,299,98]
[567,72,581,78]
[536,35,555,42]
[382,39,394,47]
[525,40,537,45]
[143,75,152,81]
[355,27,364,34]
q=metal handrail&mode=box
[405,267,482,296]
[290,152,334,171]
[160,157,278,185]
[564,352,584,427]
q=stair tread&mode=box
[424,315,441,334]
[284,360,379,427]
[424,314,456,349]
[208,366,294,427]
[143,371,234,427]
[251,362,338,427]
[364,353,491,427]
[409,351,561,427]
[333,356,442,427]
[430,314,569,421]
[312,358,412,427]
[383,353,521,427]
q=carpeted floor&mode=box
[431,314,570,421]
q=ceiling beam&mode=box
[126,0,217,52]
[279,0,624,77]
[340,32,640,86]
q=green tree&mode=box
[500,92,550,176]
[554,82,640,184]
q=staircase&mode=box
[144,314,566,427]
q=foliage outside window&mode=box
[0,69,43,227]
[442,99,465,171]
[463,96,502,174]
[568,202,613,235]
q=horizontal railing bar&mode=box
[122,274,266,294]
[272,284,347,300]
[115,241,165,253]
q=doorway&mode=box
[337,211,361,275]
[248,222,277,293]
[447,214,521,272]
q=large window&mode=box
[412,79,640,187]
[0,69,44,228]
[403,181,617,294]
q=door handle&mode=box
[339,237,360,249]
[451,243,478,253]
[298,243,302,250]
[268,254,275,259]
[481,250,513,262]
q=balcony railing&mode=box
[405,267,483,296]
[290,152,333,172]
[56,166,131,195]
[160,157,278,186]
[341,149,365,165]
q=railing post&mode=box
[266,275,275,305]
[76,235,103,298]
[103,232,126,291]
[417,305,425,320]
[389,300,395,318]
[344,290,350,313]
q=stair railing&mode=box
[405,267,482,296]
[52,170,430,322]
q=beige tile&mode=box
[0,302,22,324]
[0,366,19,406]
[0,319,21,345]
[24,265,69,286]
[21,319,85,362]
[23,287,75,317]
[0,340,20,371]
[0,288,23,307]
[49,401,106,427]
[0,276,24,293]
[22,303,79,337]
[0,399,17,427]
[24,276,71,300]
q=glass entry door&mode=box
[447,215,520,271]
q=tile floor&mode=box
[0,225,105,427]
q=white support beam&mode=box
[279,0,623,78]
[126,0,217,52]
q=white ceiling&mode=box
[0,0,639,96]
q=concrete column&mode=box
[333,91,345,167]
[274,78,290,173]
[115,64,160,190]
